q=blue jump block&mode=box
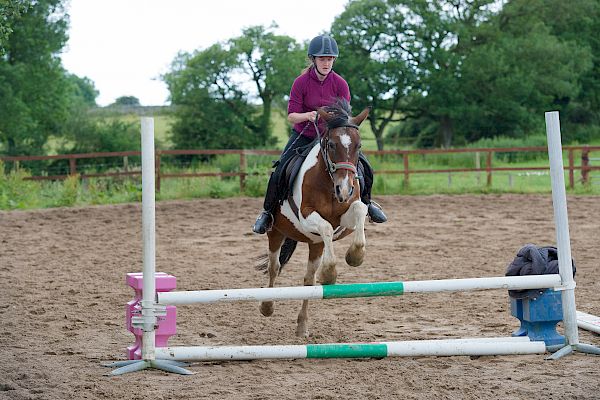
[510,288,565,346]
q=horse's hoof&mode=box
[295,326,309,338]
[259,301,274,317]
[318,269,337,285]
[345,248,364,267]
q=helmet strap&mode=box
[311,56,332,78]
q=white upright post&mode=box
[545,111,600,359]
[140,117,157,361]
[107,118,193,375]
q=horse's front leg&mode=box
[301,211,336,285]
[341,200,368,267]
[259,230,285,317]
[296,242,323,338]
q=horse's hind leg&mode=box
[259,230,285,317]
[296,242,323,338]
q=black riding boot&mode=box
[252,173,279,234]
[358,153,387,223]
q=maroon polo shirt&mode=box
[287,67,351,139]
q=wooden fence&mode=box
[2,146,600,192]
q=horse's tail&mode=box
[255,238,298,274]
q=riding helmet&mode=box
[308,35,339,57]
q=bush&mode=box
[0,161,40,209]
[468,135,548,163]
[54,175,79,207]
[243,171,269,197]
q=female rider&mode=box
[252,34,387,234]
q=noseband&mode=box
[314,117,359,181]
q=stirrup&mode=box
[252,211,274,234]
[367,201,387,223]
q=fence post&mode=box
[486,151,493,187]
[69,158,77,176]
[240,151,247,193]
[581,147,590,185]
[568,149,574,189]
[124,156,129,174]
[403,151,410,188]
[155,151,161,193]
[475,152,481,185]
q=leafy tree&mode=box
[165,45,264,150]
[230,25,305,143]
[332,0,417,150]
[67,74,98,107]
[113,95,140,106]
[0,0,71,156]
[163,24,304,150]
[496,0,600,143]
[0,0,30,55]
[383,0,594,147]
[387,0,502,148]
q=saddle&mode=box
[275,139,317,206]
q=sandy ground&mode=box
[1,194,599,400]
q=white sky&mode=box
[61,0,348,106]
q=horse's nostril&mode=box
[335,185,342,198]
[349,187,354,197]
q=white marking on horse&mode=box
[280,143,322,242]
[340,133,352,154]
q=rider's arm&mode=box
[288,111,317,124]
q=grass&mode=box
[108,113,174,148]
[2,153,599,211]
[4,106,600,210]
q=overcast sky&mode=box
[61,0,348,106]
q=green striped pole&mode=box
[157,275,561,305]
[154,337,546,361]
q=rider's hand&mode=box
[306,111,317,122]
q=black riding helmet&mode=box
[308,35,339,58]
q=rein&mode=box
[313,116,359,181]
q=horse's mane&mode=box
[322,98,353,129]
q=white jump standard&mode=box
[107,112,599,376]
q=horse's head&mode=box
[317,99,370,203]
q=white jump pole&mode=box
[157,275,561,305]
[545,111,600,359]
[155,337,546,362]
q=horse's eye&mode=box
[328,142,336,151]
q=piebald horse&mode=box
[258,99,370,337]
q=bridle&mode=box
[313,116,359,182]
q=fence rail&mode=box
[2,146,600,192]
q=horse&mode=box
[257,99,370,338]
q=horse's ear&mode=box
[351,106,370,126]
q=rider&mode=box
[252,34,387,234]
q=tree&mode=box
[163,25,305,150]
[332,0,417,150]
[113,95,140,106]
[0,0,71,156]
[230,25,305,143]
[164,45,265,150]
[389,0,502,148]
[338,0,594,148]
[494,0,600,143]
[67,74,98,107]
[0,0,30,55]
